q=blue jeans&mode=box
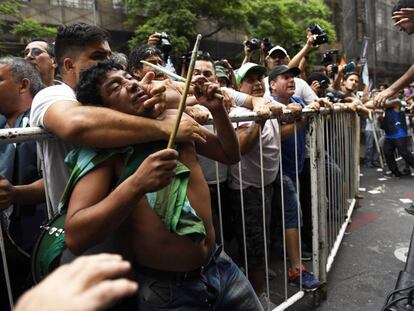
[135,248,263,311]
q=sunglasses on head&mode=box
[23,47,45,57]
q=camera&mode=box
[158,32,172,55]
[320,79,329,89]
[245,38,261,50]
[322,49,339,74]
[308,24,328,46]
[326,90,346,103]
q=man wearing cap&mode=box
[227,62,282,306]
[215,65,231,88]
[267,64,321,290]
[264,45,318,105]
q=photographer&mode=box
[288,25,325,80]
[128,44,165,81]
[307,71,331,98]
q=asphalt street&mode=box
[290,164,414,310]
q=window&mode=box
[50,0,94,9]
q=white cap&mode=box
[268,45,288,57]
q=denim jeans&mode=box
[135,248,263,311]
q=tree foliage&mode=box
[125,0,249,54]
[0,0,56,48]
[246,0,336,49]
[125,0,335,59]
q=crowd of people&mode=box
[1,0,414,310]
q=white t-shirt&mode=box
[30,83,77,213]
[221,87,249,107]
[228,107,280,189]
[264,76,317,105]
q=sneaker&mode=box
[288,265,321,290]
[405,204,414,216]
[301,250,313,261]
[258,292,276,311]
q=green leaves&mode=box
[0,0,57,53]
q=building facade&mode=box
[326,0,414,86]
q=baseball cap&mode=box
[236,62,266,85]
[268,45,288,57]
[268,65,301,82]
[215,65,230,81]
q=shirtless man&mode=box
[64,60,263,310]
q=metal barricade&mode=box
[0,108,361,310]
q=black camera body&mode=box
[322,49,339,74]
[320,79,329,89]
[245,38,261,50]
[245,38,274,51]
[326,90,346,103]
[158,32,172,54]
[308,23,328,46]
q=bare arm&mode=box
[288,34,315,68]
[375,65,414,105]
[43,101,206,148]
[237,122,264,155]
[0,177,45,209]
[65,149,178,255]
[281,117,308,140]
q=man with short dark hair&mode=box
[24,40,57,86]
[30,23,204,213]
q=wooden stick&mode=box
[167,34,202,149]
[141,60,186,82]
[140,60,223,100]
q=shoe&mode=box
[402,168,411,176]
[405,204,414,216]
[301,250,312,261]
[288,265,321,290]
[258,292,276,311]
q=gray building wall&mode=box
[326,0,414,86]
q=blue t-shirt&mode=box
[385,110,407,139]
[269,95,306,183]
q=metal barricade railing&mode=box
[0,107,360,310]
